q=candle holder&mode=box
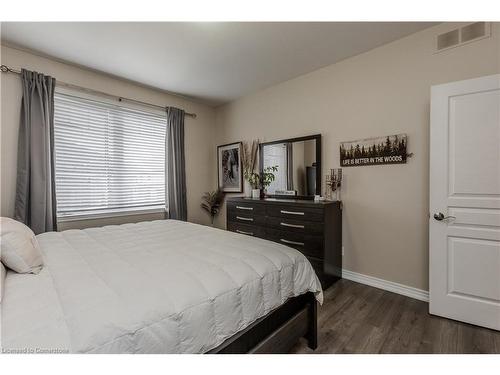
[326,168,342,201]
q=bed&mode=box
[1,220,322,354]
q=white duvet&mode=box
[1,220,322,353]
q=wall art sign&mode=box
[217,141,243,192]
[340,134,408,167]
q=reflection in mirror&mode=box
[263,139,317,196]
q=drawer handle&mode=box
[236,206,253,211]
[236,229,254,236]
[280,210,305,216]
[280,238,305,246]
[280,222,305,229]
[236,216,254,222]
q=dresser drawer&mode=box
[227,200,266,215]
[266,205,324,222]
[228,222,266,239]
[228,210,266,226]
[266,228,323,259]
[266,216,323,235]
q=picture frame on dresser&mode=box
[217,141,243,193]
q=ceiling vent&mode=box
[437,29,459,51]
[461,22,487,43]
[435,22,491,53]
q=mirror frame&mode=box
[259,134,321,200]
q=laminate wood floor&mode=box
[290,279,500,354]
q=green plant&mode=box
[200,188,225,225]
[247,166,278,190]
[260,166,278,189]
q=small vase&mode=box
[251,189,260,199]
[244,180,252,198]
[260,189,266,199]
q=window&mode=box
[53,92,167,220]
[263,143,288,194]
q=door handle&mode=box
[433,212,456,221]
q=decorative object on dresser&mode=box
[257,165,278,198]
[246,171,262,199]
[246,165,278,199]
[226,197,342,289]
[325,168,342,201]
[200,188,225,225]
[241,140,259,198]
[217,142,243,192]
[260,134,321,199]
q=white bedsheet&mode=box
[1,220,322,353]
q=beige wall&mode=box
[0,44,217,228]
[214,22,500,291]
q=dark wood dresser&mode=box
[226,197,342,289]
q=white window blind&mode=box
[53,92,167,219]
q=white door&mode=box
[430,74,500,331]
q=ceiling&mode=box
[1,22,437,106]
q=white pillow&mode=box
[0,217,43,274]
[0,262,5,303]
[1,217,37,239]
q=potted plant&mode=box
[247,172,261,199]
[200,188,225,225]
[259,165,278,197]
[247,166,278,199]
[241,140,259,198]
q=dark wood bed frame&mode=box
[208,292,317,354]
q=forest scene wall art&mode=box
[340,134,408,167]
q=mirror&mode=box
[260,135,321,198]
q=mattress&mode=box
[1,220,322,353]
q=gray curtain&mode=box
[166,107,187,221]
[14,69,57,234]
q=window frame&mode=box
[54,87,168,222]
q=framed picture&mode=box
[340,134,408,167]
[217,142,243,192]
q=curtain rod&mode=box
[0,64,197,118]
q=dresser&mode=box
[226,197,342,289]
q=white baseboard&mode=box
[342,269,429,302]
